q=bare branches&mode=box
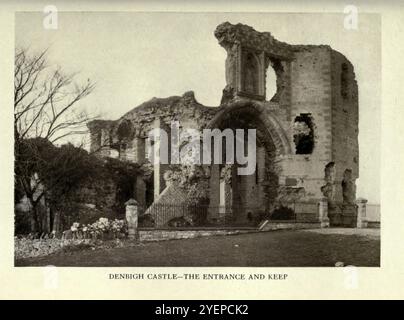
[14,47,97,234]
[14,47,96,144]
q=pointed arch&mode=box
[206,100,292,155]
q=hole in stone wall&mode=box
[324,162,335,181]
[321,162,335,200]
[265,63,277,101]
[293,114,314,154]
[266,59,284,102]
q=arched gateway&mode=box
[206,100,291,224]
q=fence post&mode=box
[125,199,139,240]
[356,198,368,228]
[318,198,330,228]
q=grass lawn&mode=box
[15,228,380,267]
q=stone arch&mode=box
[206,100,292,223]
[206,100,292,155]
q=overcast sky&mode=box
[15,12,381,203]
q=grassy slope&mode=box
[15,229,380,267]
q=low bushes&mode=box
[15,217,129,260]
[14,237,92,259]
[62,217,127,240]
[14,237,130,260]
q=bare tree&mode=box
[14,47,96,234]
[14,47,95,144]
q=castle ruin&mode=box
[88,22,360,227]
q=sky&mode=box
[15,12,381,203]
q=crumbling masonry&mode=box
[88,22,360,227]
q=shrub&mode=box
[64,217,127,240]
[14,237,93,259]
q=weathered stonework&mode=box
[88,22,360,227]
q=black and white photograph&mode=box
[12,10,381,268]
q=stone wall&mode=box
[281,47,333,201]
[138,229,251,242]
[259,221,321,231]
[290,47,333,160]
[213,23,359,206]
[330,51,359,203]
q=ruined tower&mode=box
[213,23,359,215]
